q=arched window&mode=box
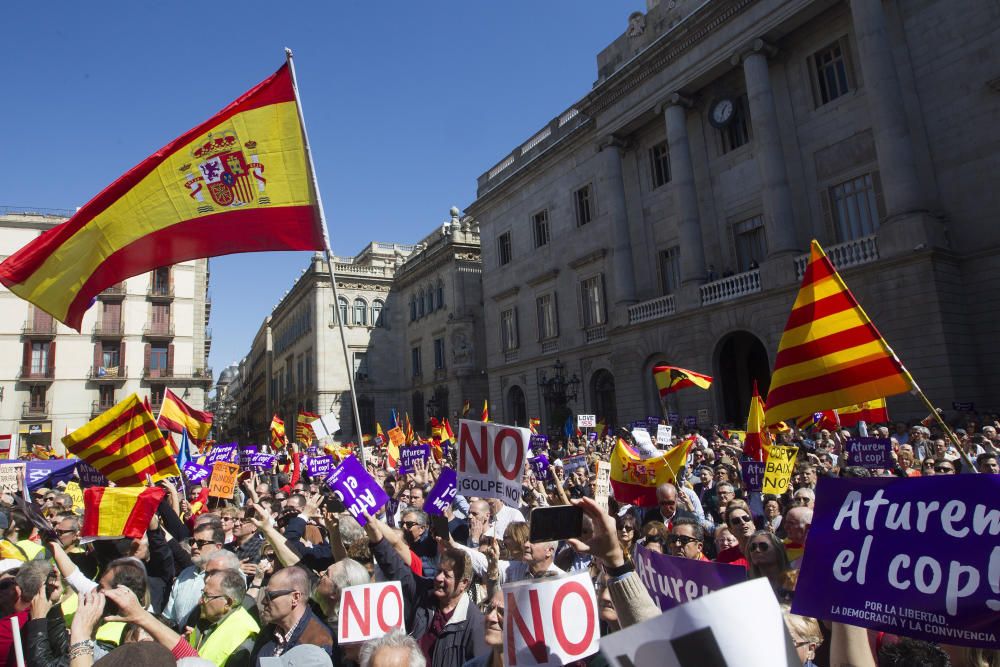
[372,299,385,327]
[425,287,434,314]
[410,296,417,322]
[436,281,445,310]
[417,290,425,318]
[353,298,368,326]
[338,298,349,325]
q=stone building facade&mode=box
[0,210,212,455]
[467,0,1000,431]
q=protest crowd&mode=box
[0,402,996,667]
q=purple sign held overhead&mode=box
[247,453,276,470]
[205,443,238,465]
[238,446,258,469]
[588,432,598,442]
[398,444,429,475]
[646,417,661,431]
[741,460,765,493]
[633,544,747,611]
[183,462,212,484]
[425,468,457,515]
[528,434,549,452]
[325,455,389,526]
[561,455,588,477]
[793,475,1000,649]
[305,456,334,479]
[529,454,550,481]
[76,461,109,488]
[844,437,892,469]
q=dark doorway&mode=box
[716,332,771,424]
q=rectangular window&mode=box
[574,185,593,226]
[98,385,115,409]
[434,338,445,370]
[411,347,422,377]
[580,276,605,327]
[285,357,293,392]
[659,246,682,295]
[30,342,49,374]
[500,308,519,351]
[497,231,512,266]
[297,356,304,393]
[149,385,165,408]
[151,267,170,295]
[649,141,671,189]
[354,352,369,381]
[719,96,751,154]
[532,210,550,248]
[535,294,558,340]
[305,350,314,387]
[102,343,121,369]
[733,216,767,272]
[811,38,853,107]
[149,344,168,370]
[29,386,46,410]
[830,173,882,241]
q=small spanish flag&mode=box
[157,389,213,445]
[82,486,165,540]
[652,366,713,397]
[743,382,772,462]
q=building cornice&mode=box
[526,268,560,287]
[568,248,608,270]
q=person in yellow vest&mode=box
[6,510,44,561]
[188,570,258,667]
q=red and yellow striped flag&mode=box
[296,411,319,444]
[462,400,471,417]
[528,418,540,434]
[743,382,772,462]
[0,63,323,330]
[764,240,912,425]
[82,486,165,540]
[481,400,489,423]
[652,366,713,397]
[62,394,180,486]
[837,398,889,427]
[270,415,286,449]
[157,388,213,444]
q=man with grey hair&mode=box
[164,523,243,629]
[359,628,426,667]
[188,569,258,666]
[314,558,370,627]
[400,509,437,578]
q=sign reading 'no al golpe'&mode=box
[457,419,528,509]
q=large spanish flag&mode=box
[609,437,692,507]
[652,366,713,397]
[837,398,889,427]
[62,394,180,486]
[764,240,912,425]
[157,388,213,444]
[82,486,165,540]
[0,63,323,330]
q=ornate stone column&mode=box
[736,40,799,257]
[596,137,638,310]
[660,94,708,284]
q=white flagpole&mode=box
[284,48,367,468]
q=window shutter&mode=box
[93,342,102,371]
[167,344,174,375]
[48,342,56,374]
[513,307,519,349]
[871,170,886,223]
[553,292,560,337]
[144,343,151,374]
[819,187,836,243]
[577,281,585,329]
[120,341,126,374]
[22,342,31,375]
[599,274,608,325]
[535,298,542,342]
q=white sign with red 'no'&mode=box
[504,571,600,666]
[457,419,529,509]
[338,581,405,644]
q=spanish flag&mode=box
[62,394,180,486]
[652,366,713,397]
[296,411,319,444]
[743,382,771,462]
[481,400,489,423]
[528,418,540,434]
[0,62,323,330]
[765,240,912,424]
[375,422,386,446]
[462,400,471,418]
[157,389,213,445]
[82,486,165,540]
[270,415,286,449]
[609,437,693,507]
[837,399,889,427]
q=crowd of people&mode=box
[0,415,996,667]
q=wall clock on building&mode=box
[709,97,736,128]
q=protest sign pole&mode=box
[285,48,366,468]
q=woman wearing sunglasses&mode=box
[747,530,791,597]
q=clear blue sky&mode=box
[1,1,644,375]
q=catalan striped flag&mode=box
[652,366,713,397]
[296,411,319,444]
[743,382,772,462]
[481,400,489,423]
[62,393,180,486]
[764,240,912,425]
[82,486,166,540]
[157,388,213,445]
[0,63,323,330]
[270,415,286,449]
[837,399,889,428]
[528,418,541,434]
[404,413,414,443]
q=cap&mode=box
[0,559,21,575]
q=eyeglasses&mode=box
[43,496,55,502]
[749,542,771,553]
[201,592,230,603]
[221,517,234,522]
[728,515,754,526]
[55,528,77,536]
[400,521,424,530]
[616,525,634,533]
[792,496,811,504]
[188,538,217,548]
[934,466,954,473]
[261,588,296,603]
[668,535,701,546]
[483,601,505,619]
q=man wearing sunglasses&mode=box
[667,518,709,561]
[162,524,225,628]
[251,565,334,662]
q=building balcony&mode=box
[98,283,126,299]
[584,324,607,344]
[434,368,448,381]
[147,284,174,300]
[503,349,519,364]
[18,366,54,382]
[627,294,676,325]
[91,399,117,416]
[22,319,56,337]
[541,339,558,354]
[88,365,127,381]
[700,269,761,306]
[93,320,124,337]
[794,234,880,280]
[22,402,49,419]
[143,367,213,383]
[143,323,175,338]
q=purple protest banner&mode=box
[305,456,334,479]
[667,412,679,425]
[528,434,549,452]
[588,431,598,442]
[633,544,747,611]
[425,467,457,515]
[793,475,1000,649]
[646,416,661,431]
[326,455,389,526]
[684,415,697,428]
[238,446,258,469]
[248,453,276,470]
[844,437,892,469]
[529,454,550,481]
[561,455,588,477]
[741,460,765,493]
[76,461,108,488]
[398,444,429,475]
[205,443,238,465]
[182,462,212,485]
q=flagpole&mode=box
[285,48,367,468]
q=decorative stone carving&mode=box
[627,11,646,37]
[451,324,474,367]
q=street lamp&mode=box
[538,359,580,436]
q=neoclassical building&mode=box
[467,0,1000,430]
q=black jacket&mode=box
[641,507,697,528]
[24,606,69,667]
